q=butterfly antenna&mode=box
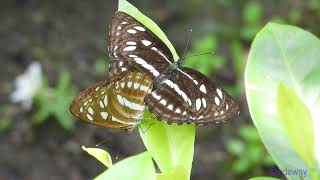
[182,28,193,58]
[96,139,108,147]
[183,51,215,60]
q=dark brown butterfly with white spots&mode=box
[70,10,239,129]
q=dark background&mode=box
[1,0,319,179]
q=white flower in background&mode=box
[10,62,42,110]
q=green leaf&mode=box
[232,157,251,174]
[230,40,244,80]
[184,35,225,76]
[238,125,261,142]
[94,57,108,75]
[0,118,11,131]
[118,0,179,61]
[156,165,188,180]
[139,111,194,179]
[245,23,320,179]
[32,72,76,130]
[226,139,245,156]
[82,146,112,168]
[95,152,155,180]
[249,177,281,180]
[277,84,314,167]
[243,1,262,25]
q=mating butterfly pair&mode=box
[70,11,239,130]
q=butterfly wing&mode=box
[108,11,174,80]
[145,67,239,125]
[70,72,153,130]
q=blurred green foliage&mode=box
[94,57,109,75]
[32,47,50,61]
[226,125,275,175]
[32,71,76,130]
[0,106,13,132]
[241,1,262,40]
[0,119,10,131]
[184,34,225,76]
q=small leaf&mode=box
[277,84,314,167]
[82,146,113,168]
[95,152,155,180]
[139,111,195,177]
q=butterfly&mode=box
[70,10,239,129]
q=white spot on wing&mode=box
[214,97,220,106]
[126,41,137,45]
[127,29,137,34]
[87,114,93,121]
[160,99,167,106]
[129,54,138,58]
[101,112,108,120]
[188,98,192,107]
[152,93,161,100]
[141,40,152,46]
[123,46,136,51]
[134,57,160,77]
[216,88,223,98]
[134,26,145,31]
[167,104,173,110]
[88,107,94,115]
[103,96,108,106]
[133,82,140,89]
[199,84,207,93]
[175,108,181,114]
[99,100,104,108]
[127,81,132,88]
[80,107,83,113]
[201,98,207,108]
[196,98,201,111]
[117,95,124,105]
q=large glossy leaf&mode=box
[245,23,320,179]
[119,0,195,179]
[95,152,155,180]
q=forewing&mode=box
[70,72,153,130]
[108,11,174,80]
[145,67,239,125]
